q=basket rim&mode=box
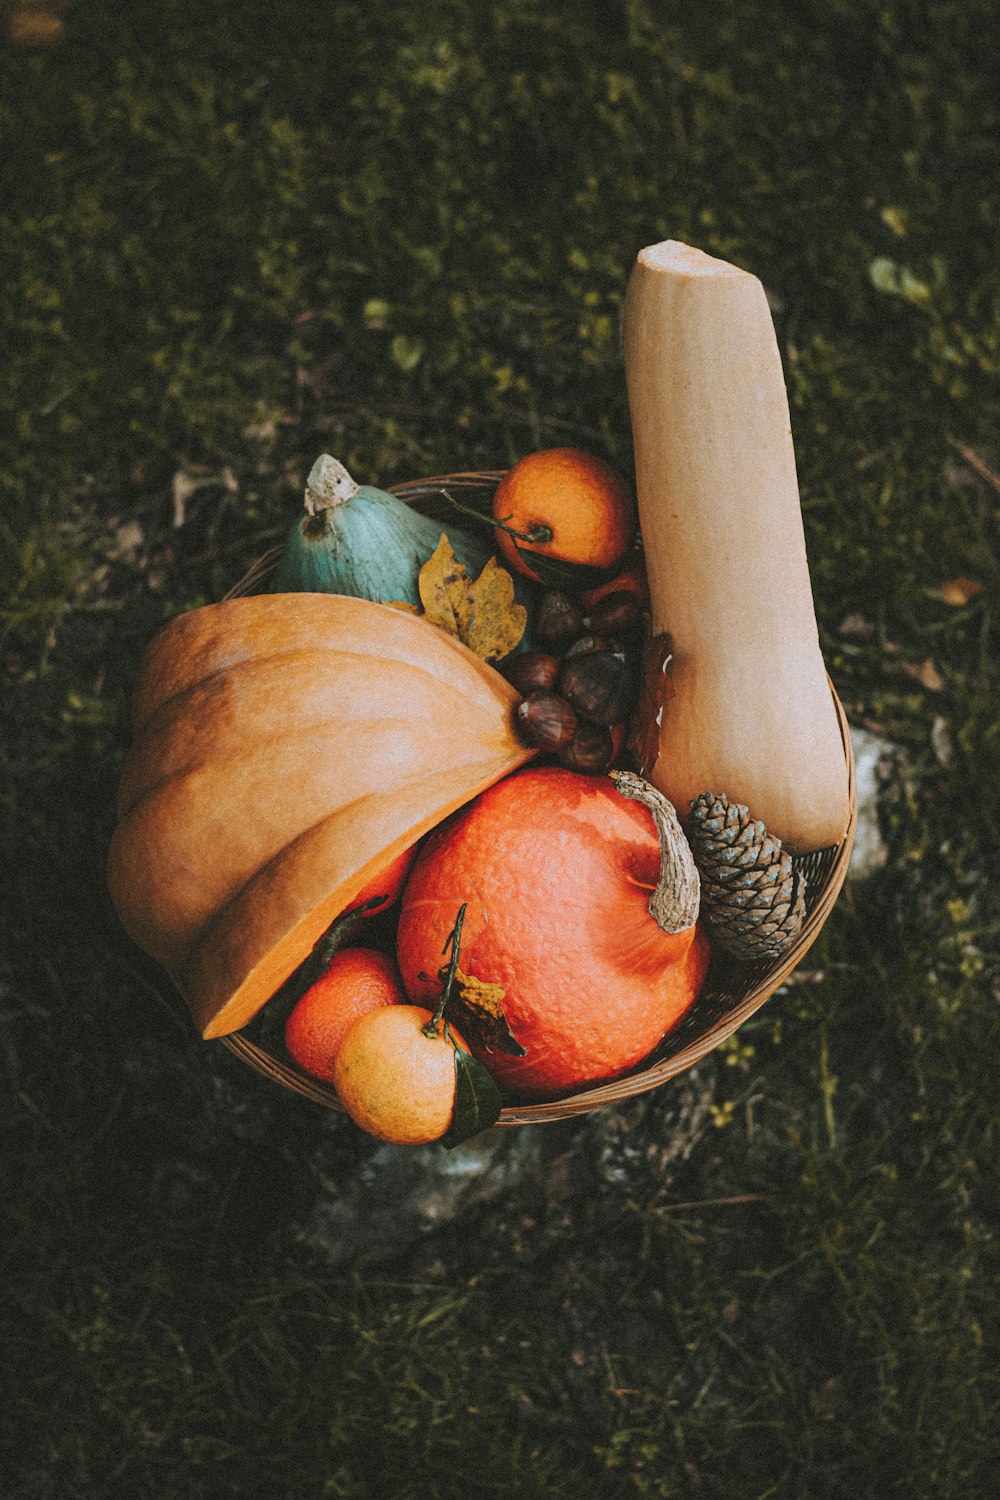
[217,468,858,1125]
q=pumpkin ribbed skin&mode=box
[108,594,534,1038]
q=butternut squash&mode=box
[108,594,534,1038]
[623,240,850,852]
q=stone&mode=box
[298,1066,717,1266]
[848,725,896,880]
[299,1123,547,1266]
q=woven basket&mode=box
[217,470,857,1125]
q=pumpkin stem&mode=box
[303,455,361,518]
[609,770,700,933]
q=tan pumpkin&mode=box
[108,593,534,1039]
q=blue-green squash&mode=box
[272,456,494,608]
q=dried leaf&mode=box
[900,657,945,692]
[627,630,675,777]
[418,534,469,635]
[416,534,527,660]
[931,716,954,766]
[938,577,983,607]
[460,556,528,661]
[837,612,876,640]
[384,599,422,614]
[8,8,66,46]
[449,967,526,1057]
[171,466,238,528]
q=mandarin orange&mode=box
[284,947,405,1083]
[491,448,636,584]
[333,1004,469,1144]
[396,767,710,1099]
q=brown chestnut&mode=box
[558,721,616,775]
[515,690,577,752]
[534,589,584,648]
[583,588,644,636]
[501,650,561,696]
[563,633,610,658]
[558,650,634,726]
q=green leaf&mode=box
[510,543,611,594]
[868,257,900,295]
[390,333,424,371]
[442,1046,502,1148]
[290,897,384,997]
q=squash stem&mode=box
[425,902,468,1038]
[609,771,700,932]
[303,455,361,518]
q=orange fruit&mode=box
[397,767,710,1099]
[333,1004,469,1145]
[284,947,405,1083]
[345,843,419,918]
[491,448,636,584]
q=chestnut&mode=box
[515,690,577,752]
[534,589,584,649]
[501,650,561,696]
[583,588,644,636]
[563,633,611,658]
[558,721,616,775]
[558,649,634,726]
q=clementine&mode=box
[284,947,405,1083]
[333,1004,469,1145]
[396,767,711,1099]
[491,448,636,585]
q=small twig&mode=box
[425,903,467,1038]
[438,488,553,547]
[183,527,285,566]
[946,435,1000,499]
[662,1193,771,1212]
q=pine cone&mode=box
[686,792,806,963]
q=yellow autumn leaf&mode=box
[415,534,527,661]
[459,556,528,661]
[418,534,469,637]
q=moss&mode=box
[3,1,1000,1496]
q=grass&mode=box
[2,1,999,1496]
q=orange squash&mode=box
[396,766,710,1099]
[108,594,534,1039]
